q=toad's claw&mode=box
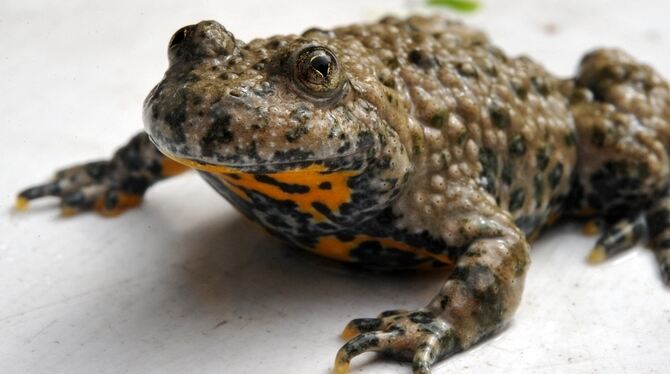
[15,196,29,211]
[587,245,607,264]
[334,309,458,374]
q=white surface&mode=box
[2,1,670,373]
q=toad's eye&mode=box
[292,46,345,100]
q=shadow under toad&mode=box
[163,213,446,373]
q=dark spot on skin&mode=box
[534,174,544,203]
[591,128,605,148]
[318,182,332,190]
[163,100,187,144]
[337,140,352,154]
[349,318,382,332]
[285,124,309,142]
[380,310,405,318]
[350,241,427,268]
[430,110,448,128]
[501,163,513,186]
[479,148,498,195]
[408,49,436,69]
[344,335,379,354]
[548,163,564,189]
[254,174,310,194]
[385,57,400,69]
[201,104,234,153]
[272,149,315,163]
[536,147,549,170]
[489,101,510,129]
[408,311,434,324]
[312,201,335,219]
[508,135,526,156]
[356,131,375,151]
[531,76,550,96]
[515,215,543,236]
[104,189,119,210]
[379,75,396,88]
[509,189,526,211]
[512,80,529,99]
[120,176,149,195]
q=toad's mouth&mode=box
[161,147,372,175]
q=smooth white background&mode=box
[2,1,670,373]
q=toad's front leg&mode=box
[335,194,530,373]
[17,132,189,216]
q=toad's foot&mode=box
[585,197,670,285]
[17,160,142,217]
[336,309,459,374]
[334,186,530,373]
[16,132,188,217]
[586,215,646,264]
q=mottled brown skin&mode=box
[17,15,670,373]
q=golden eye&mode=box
[293,46,345,100]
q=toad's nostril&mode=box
[169,26,189,49]
[167,21,239,66]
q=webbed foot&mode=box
[336,309,459,374]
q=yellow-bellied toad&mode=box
[17,15,670,374]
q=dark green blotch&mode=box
[479,148,498,195]
[534,174,544,203]
[509,188,526,211]
[202,105,234,149]
[285,124,308,142]
[408,49,436,69]
[531,76,550,96]
[409,311,434,324]
[489,101,510,129]
[536,148,549,170]
[592,128,605,148]
[501,163,513,186]
[431,110,448,128]
[508,135,526,156]
[548,163,564,189]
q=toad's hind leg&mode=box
[335,186,530,373]
[17,132,188,216]
[569,49,670,284]
[646,198,670,285]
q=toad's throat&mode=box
[168,154,362,222]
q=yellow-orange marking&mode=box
[161,157,190,177]
[165,154,361,222]
[313,234,455,267]
[95,193,143,217]
[221,165,359,221]
[15,197,29,211]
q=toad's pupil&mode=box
[310,53,332,78]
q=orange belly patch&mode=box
[217,164,360,221]
[167,155,361,222]
[313,234,455,267]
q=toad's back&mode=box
[324,17,577,237]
